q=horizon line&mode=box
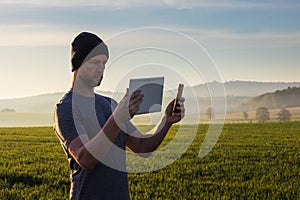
[1,80,300,100]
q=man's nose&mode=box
[97,63,105,71]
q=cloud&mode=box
[0,0,163,8]
[161,0,300,9]
[1,0,299,9]
[1,23,299,50]
[0,24,78,46]
[181,27,300,49]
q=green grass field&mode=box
[0,122,299,199]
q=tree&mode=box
[277,107,291,121]
[1,108,16,112]
[242,111,248,120]
[255,107,270,123]
[206,107,214,120]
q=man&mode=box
[54,32,185,200]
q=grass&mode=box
[0,122,299,199]
[0,127,69,199]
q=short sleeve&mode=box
[104,97,137,135]
[54,103,86,149]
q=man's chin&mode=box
[96,77,102,86]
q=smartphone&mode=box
[173,83,184,112]
[176,84,184,99]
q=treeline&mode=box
[1,108,16,112]
[207,106,292,123]
[254,107,291,123]
[247,87,300,110]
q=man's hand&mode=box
[165,97,185,125]
[113,89,143,125]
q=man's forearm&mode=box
[140,116,172,153]
[82,115,122,162]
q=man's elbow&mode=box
[76,148,98,171]
[79,161,96,171]
[136,147,154,158]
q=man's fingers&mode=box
[127,90,143,117]
[172,108,185,119]
[129,98,143,112]
[130,90,142,99]
[130,91,144,105]
[131,95,144,105]
[176,105,184,111]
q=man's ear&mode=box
[72,69,79,86]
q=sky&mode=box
[0,0,299,99]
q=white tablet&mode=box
[129,76,164,114]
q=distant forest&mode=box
[247,87,300,110]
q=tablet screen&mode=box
[129,77,164,114]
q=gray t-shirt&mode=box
[54,91,137,200]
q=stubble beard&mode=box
[96,76,103,87]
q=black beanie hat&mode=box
[71,32,109,72]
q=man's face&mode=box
[78,54,108,88]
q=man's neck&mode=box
[72,86,94,97]
[71,71,95,97]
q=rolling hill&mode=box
[0,81,300,114]
[247,87,300,110]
